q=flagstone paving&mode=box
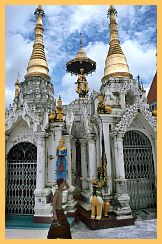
[5,218,157,239]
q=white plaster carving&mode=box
[81,105,93,135]
[129,116,145,129]
[114,102,156,133]
[7,124,35,153]
[6,101,41,133]
[120,80,140,96]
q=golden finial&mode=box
[15,73,20,97]
[57,95,62,105]
[107,5,117,17]
[34,5,45,18]
[104,5,133,79]
[25,5,49,79]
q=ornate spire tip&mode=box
[34,5,45,18]
[80,33,83,48]
[107,5,117,17]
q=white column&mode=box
[120,93,126,110]
[34,133,54,219]
[35,132,47,189]
[64,135,72,185]
[96,135,100,165]
[112,131,128,197]
[113,134,120,178]
[71,139,76,185]
[80,139,88,190]
[117,132,125,178]
[113,132,125,179]
[46,129,55,185]
[88,136,97,179]
[112,132,132,217]
[102,121,112,193]
[99,123,103,158]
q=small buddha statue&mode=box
[15,78,20,97]
[76,68,89,97]
[97,94,112,114]
[54,95,64,122]
[97,95,105,114]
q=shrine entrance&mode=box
[123,130,156,210]
[6,142,37,215]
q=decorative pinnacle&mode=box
[15,72,20,84]
[141,80,145,92]
[107,5,123,56]
[15,73,20,97]
[25,5,49,78]
[34,5,45,18]
[17,72,20,79]
[14,72,19,85]
[137,74,141,90]
[104,5,133,79]
[80,33,83,48]
[58,94,62,104]
[107,5,117,17]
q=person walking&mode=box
[47,178,72,239]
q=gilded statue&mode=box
[48,110,55,122]
[75,68,89,97]
[97,94,112,114]
[54,95,64,122]
[15,78,20,97]
[90,179,110,220]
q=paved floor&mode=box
[6,219,157,239]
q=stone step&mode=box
[76,205,135,230]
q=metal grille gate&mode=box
[123,130,156,210]
[6,142,37,215]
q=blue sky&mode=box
[6,5,157,107]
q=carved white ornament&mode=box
[81,105,93,135]
[6,101,42,133]
[120,81,140,96]
[114,102,156,133]
[65,109,75,134]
